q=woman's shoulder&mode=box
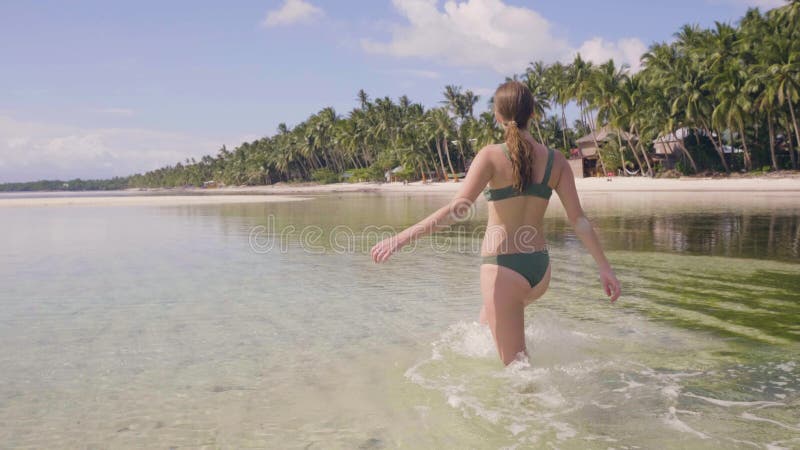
[476,143,507,160]
[544,146,567,164]
[479,142,506,152]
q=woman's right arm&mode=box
[553,157,621,302]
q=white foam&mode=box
[767,438,800,450]
[532,387,567,409]
[684,392,784,408]
[436,321,496,358]
[663,406,709,439]
[661,384,681,400]
[551,420,578,441]
[740,412,800,432]
[507,422,526,436]
[612,373,645,393]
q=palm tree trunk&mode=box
[622,131,644,176]
[738,123,752,171]
[787,128,798,171]
[636,138,653,176]
[534,120,547,146]
[700,124,730,173]
[788,100,800,170]
[434,140,449,181]
[675,139,699,173]
[560,103,569,151]
[590,132,609,176]
[579,103,587,130]
[767,110,778,171]
[631,126,654,176]
[454,140,467,172]
[616,132,630,176]
[715,131,731,170]
[422,159,432,182]
[443,138,458,182]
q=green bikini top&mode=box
[483,143,555,202]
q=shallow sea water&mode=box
[0,191,798,448]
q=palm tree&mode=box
[569,54,596,131]
[357,89,370,110]
[429,108,458,181]
[523,62,552,145]
[591,60,638,174]
[544,62,572,152]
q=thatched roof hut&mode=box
[574,126,636,158]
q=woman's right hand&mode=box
[370,235,404,263]
[599,266,621,302]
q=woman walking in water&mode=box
[371,81,620,365]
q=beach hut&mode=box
[571,126,637,177]
[384,166,404,182]
[653,128,740,169]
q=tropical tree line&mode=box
[0,177,129,192]
[3,3,797,191]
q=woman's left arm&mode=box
[371,149,494,263]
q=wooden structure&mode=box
[570,126,636,178]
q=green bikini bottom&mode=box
[481,251,550,288]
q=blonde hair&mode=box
[494,81,535,192]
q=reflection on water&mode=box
[0,191,798,448]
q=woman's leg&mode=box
[523,264,551,307]
[479,264,550,320]
[479,264,533,365]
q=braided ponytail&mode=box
[503,120,535,192]
[495,81,536,192]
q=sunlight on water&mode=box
[0,192,798,448]
[406,249,800,448]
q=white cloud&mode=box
[0,115,225,182]
[363,0,570,74]
[262,0,324,27]
[362,0,646,74]
[575,37,648,73]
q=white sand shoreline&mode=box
[150,176,800,195]
[2,177,799,207]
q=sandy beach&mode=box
[1,176,799,208]
[152,175,800,195]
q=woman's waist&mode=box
[480,229,549,256]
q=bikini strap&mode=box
[500,143,511,161]
[541,148,555,185]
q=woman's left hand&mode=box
[371,236,404,263]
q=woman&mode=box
[371,81,621,365]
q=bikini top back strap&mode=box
[541,148,555,185]
[500,143,511,161]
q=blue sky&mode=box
[0,0,783,182]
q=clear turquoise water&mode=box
[0,191,798,448]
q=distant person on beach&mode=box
[371,81,621,365]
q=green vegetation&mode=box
[310,168,340,184]
[0,177,130,192]
[2,3,798,191]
